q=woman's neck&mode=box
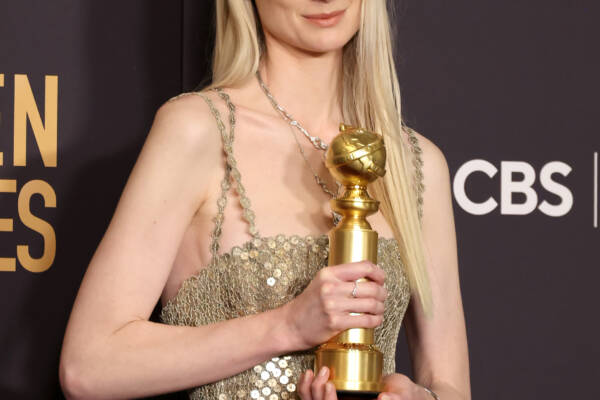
[258,34,344,141]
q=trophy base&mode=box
[336,389,380,400]
[314,342,384,396]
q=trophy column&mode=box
[314,124,387,396]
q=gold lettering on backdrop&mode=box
[17,180,57,273]
[14,74,58,167]
[0,73,4,166]
[0,73,59,273]
[0,179,17,272]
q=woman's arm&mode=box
[403,132,471,400]
[58,95,297,400]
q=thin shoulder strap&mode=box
[168,90,260,258]
[401,122,425,221]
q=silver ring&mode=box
[351,280,359,298]
[418,385,440,400]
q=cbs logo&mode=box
[453,160,573,217]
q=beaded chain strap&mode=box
[401,121,425,221]
[166,90,260,259]
[199,90,260,255]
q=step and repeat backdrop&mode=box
[0,1,597,399]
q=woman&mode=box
[59,1,470,400]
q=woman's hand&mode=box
[377,373,436,400]
[298,369,434,400]
[298,367,337,400]
[280,260,387,350]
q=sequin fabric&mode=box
[160,90,424,400]
[161,234,411,400]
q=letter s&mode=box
[538,161,573,217]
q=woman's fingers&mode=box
[377,392,402,400]
[310,366,330,400]
[298,370,313,400]
[328,261,386,285]
[381,373,412,394]
[324,382,337,400]
[341,280,388,301]
[339,298,385,314]
[340,313,383,330]
[301,375,414,400]
[299,368,339,400]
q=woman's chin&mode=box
[294,34,356,55]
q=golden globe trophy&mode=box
[314,123,387,398]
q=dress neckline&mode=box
[162,233,398,311]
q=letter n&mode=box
[14,74,58,167]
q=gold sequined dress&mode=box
[160,89,425,400]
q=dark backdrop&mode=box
[0,1,597,399]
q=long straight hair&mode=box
[207,0,433,317]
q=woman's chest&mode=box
[161,235,411,329]
[163,110,396,307]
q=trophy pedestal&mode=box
[316,222,384,398]
[314,340,383,395]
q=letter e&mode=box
[0,179,17,271]
[17,180,56,273]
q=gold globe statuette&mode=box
[314,123,387,398]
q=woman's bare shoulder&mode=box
[125,90,224,212]
[150,90,222,152]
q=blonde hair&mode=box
[208,0,433,317]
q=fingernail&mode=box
[319,366,328,377]
[326,382,334,392]
[380,395,390,400]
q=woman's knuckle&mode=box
[310,378,317,389]
[372,282,382,294]
[390,373,410,386]
[327,314,338,329]
[368,298,378,309]
[323,298,336,312]
[359,315,372,328]
[317,268,329,281]
[368,314,382,327]
[320,282,333,297]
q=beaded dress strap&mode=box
[166,90,260,258]
[204,89,261,257]
[401,122,425,221]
